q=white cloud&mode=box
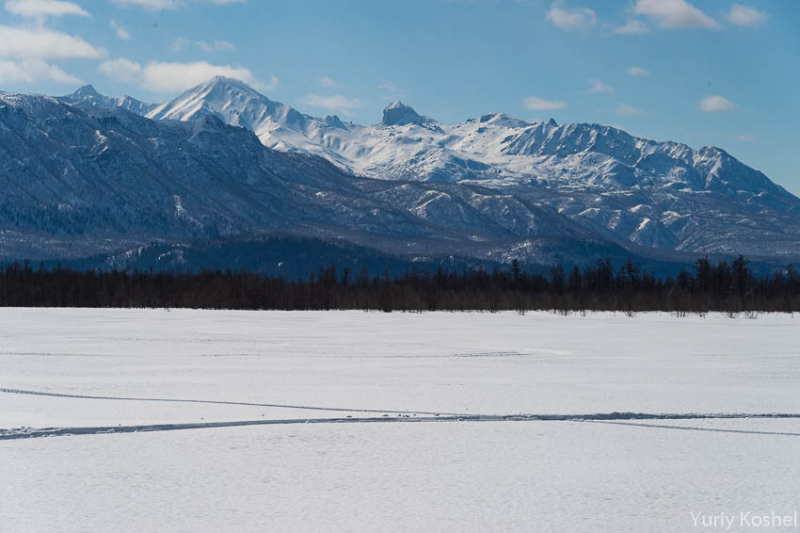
[140,61,258,92]
[319,76,337,87]
[588,78,614,94]
[0,58,81,83]
[733,133,755,142]
[0,2,102,85]
[627,66,649,77]
[614,19,649,34]
[112,0,179,9]
[5,0,89,18]
[112,0,244,11]
[97,57,141,82]
[523,96,566,111]
[302,93,363,116]
[99,57,267,93]
[377,82,398,92]
[698,95,736,112]
[615,103,644,116]
[633,0,717,29]
[173,38,235,52]
[110,19,130,40]
[0,25,105,59]
[545,1,596,31]
[728,4,767,27]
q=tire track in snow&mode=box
[0,387,469,417]
[5,387,800,422]
[5,387,800,441]
[587,420,800,437]
[0,416,498,440]
[4,414,800,441]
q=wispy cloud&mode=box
[632,0,717,29]
[99,57,269,93]
[615,103,644,116]
[377,82,405,102]
[258,75,279,92]
[545,1,596,31]
[111,0,179,10]
[698,95,735,113]
[173,38,235,52]
[733,133,755,142]
[319,76,337,88]
[112,0,245,11]
[627,66,649,77]
[110,19,130,40]
[613,19,649,34]
[5,0,89,18]
[302,93,363,116]
[523,95,566,111]
[212,40,235,51]
[588,78,614,94]
[728,4,767,27]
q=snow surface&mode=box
[2,309,800,532]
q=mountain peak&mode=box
[385,100,409,110]
[73,85,99,97]
[182,76,265,103]
[57,84,154,116]
[146,75,314,137]
[207,75,246,87]
[324,115,346,129]
[477,112,531,129]
[203,76,257,93]
[381,100,432,127]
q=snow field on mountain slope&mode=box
[2,309,800,532]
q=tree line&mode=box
[0,256,798,314]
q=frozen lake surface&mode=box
[2,309,799,532]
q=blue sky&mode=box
[1,0,798,194]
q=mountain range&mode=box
[0,76,797,275]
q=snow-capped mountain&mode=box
[135,77,800,258]
[145,77,352,165]
[146,78,787,193]
[59,85,156,116]
[1,79,798,267]
[380,100,438,127]
[0,90,608,265]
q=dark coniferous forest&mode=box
[1,256,798,314]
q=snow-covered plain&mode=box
[2,309,799,532]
